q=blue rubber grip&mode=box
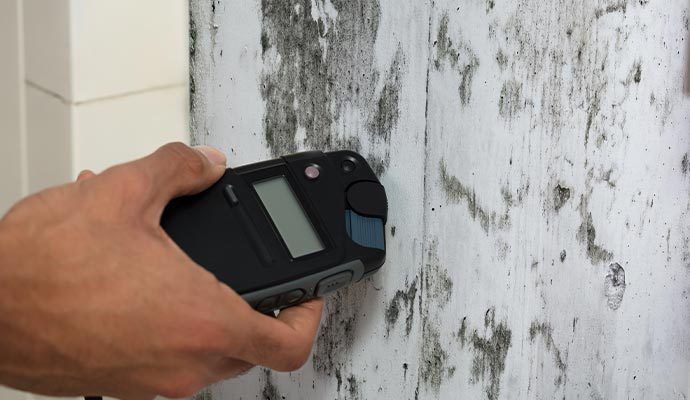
[345,210,385,250]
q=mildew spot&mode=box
[261,0,400,175]
[424,241,454,305]
[498,80,524,119]
[553,184,571,212]
[434,13,480,106]
[347,374,362,400]
[578,195,614,264]
[528,321,568,387]
[457,308,512,400]
[385,278,418,336]
[560,250,567,263]
[605,262,626,310]
[439,160,510,233]
[261,368,280,400]
[419,323,455,392]
[682,153,689,175]
[595,1,628,19]
[192,387,212,400]
[312,283,368,377]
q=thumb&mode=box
[136,142,227,208]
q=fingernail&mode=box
[195,146,227,166]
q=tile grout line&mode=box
[24,80,188,107]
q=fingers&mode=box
[233,298,324,371]
[76,169,96,182]
[132,143,227,208]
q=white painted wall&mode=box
[192,0,690,399]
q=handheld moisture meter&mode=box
[161,150,387,313]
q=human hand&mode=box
[0,143,323,399]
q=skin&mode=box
[0,143,324,399]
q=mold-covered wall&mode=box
[190,0,690,398]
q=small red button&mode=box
[304,165,320,180]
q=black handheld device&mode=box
[161,150,387,313]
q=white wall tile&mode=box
[73,86,189,174]
[70,0,189,102]
[0,0,25,215]
[23,0,72,100]
[25,86,73,193]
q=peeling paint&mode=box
[604,262,626,310]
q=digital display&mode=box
[253,176,324,258]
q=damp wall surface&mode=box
[190,1,690,398]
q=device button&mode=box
[223,185,239,207]
[257,296,278,312]
[304,165,320,180]
[282,289,305,305]
[341,159,356,173]
[346,181,388,222]
[316,271,353,296]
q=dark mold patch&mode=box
[385,278,418,336]
[262,368,280,400]
[439,160,510,233]
[577,212,614,264]
[560,250,567,263]
[595,1,628,19]
[553,184,571,212]
[312,282,368,377]
[605,262,626,310]
[424,240,454,305]
[496,49,508,70]
[260,0,404,176]
[528,321,567,387]
[457,308,512,400]
[434,13,480,106]
[419,323,455,392]
[682,153,689,175]
[347,374,362,400]
[577,195,614,264]
[498,80,524,119]
[369,46,405,144]
[192,387,212,400]
[486,0,495,13]
[415,239,456,395]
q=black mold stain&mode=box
[496,49,508,70]
[260,0,403,176]
[312,282,368,378]
[434,13,480,106]
[553,184,571,212]
[192,387,212,400]
[577,195,614,264]
[424,241,454,305]
[595,1,628,19]
[605,262,626,310]
[498,80,524,119]
[369,46,405,144]
[528,321,568,387]
[560,250,567,263]
[391,226,397,237]
[415,239,456,395]
[347,374,362,400]
[457,308,512,400]
[682,153,689,175]
[486,0,495,13]
[419,323,455,391]
[262,368,280,400]
[385,278,418,336]
[439,160,510,233]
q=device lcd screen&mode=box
[253,176,325,258]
